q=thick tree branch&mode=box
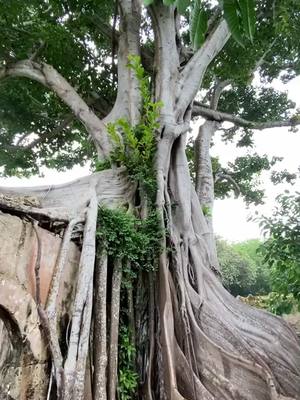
[103,0,142,127]
[192,103,300,130]
[87,15,154,74]
[149,3,179,121]
[176,19,230,117]
[0,60,111,158]
[210,79,232,110]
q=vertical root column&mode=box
[108,259,122,400]
[93,251,108,400]
[63,192,98,400]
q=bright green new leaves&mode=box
[107,56,162,200]
[223,0,256,46]
[190,0,208,50]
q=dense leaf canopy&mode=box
[0,0,299,202]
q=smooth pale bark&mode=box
[155,129,300,399]
[45,218,80,396]
[176,20,231,116]
[63,192,98,399]
[74,276,94,400]
[192,102,300,130]
[0,168,134,221]
[195,120,220,273]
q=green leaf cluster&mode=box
[258,192,300,308]
[201,204,212,217]
[0,0,114,176]
[142,0,255,48]
[190,0,208,50]
[107,56,162,200]
[223,0,255,46]
[97,207,162,273]
[264,292,296,315]
[217,238,271,296]
[118,326,138,400]
[239,292,297,315]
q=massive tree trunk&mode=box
[0,2,300,400]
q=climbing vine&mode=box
[117,326,139,400]
[96,55,162,200]
[97,207,161,274]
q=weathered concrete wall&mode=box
[0,211,80,399]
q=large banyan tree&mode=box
[0,0,300,399]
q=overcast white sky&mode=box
[213,76,300,242]
[0,77,299,242]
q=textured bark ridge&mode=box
[153,132,300,400]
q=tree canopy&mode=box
[0,0,300,200]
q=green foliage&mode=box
[107,56,162,199]
[201,204,212,217]
[213,153,281,205]
[258,192,300,307]
[190,0,208,50]
[1,0,299,182]
[217,238,257,296]
[223,0,256,46]
[142,0,255,48]
[0,0,114,176]
[93,159,112,172]
[176,0,191,15]
[97,207,162,273]
[264,292,295,315]
[239,292,297,315]
[118,326,138,400]
[217,238,271,296]
[232,239,271,294]
[219,86,294,124]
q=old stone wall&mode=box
[0,211,80,399]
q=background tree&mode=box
[0,1,300,399]
[217,238,271,296]
[259,192,300,310]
